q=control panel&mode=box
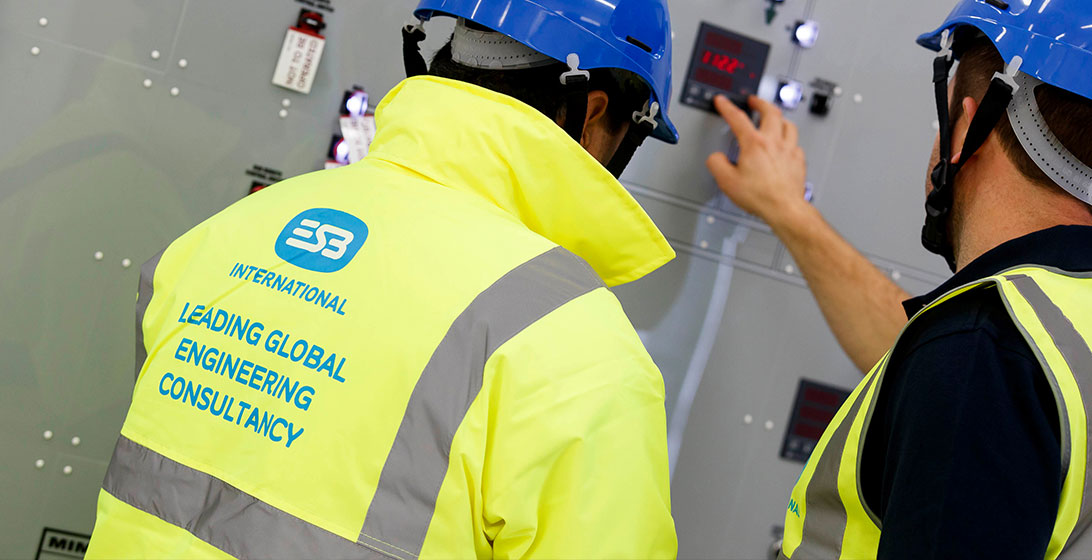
[681,22,770,112]
[780,379,851,462]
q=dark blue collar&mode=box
[903,225,1092,318]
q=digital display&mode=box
[681,22,770,113]
[780,379,851,463]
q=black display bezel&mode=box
[681,22,771,113]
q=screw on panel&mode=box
[282,98,292,108]
[765,420,775,431]
[71,436,81,446]
[932,120,940,131]
[833,86,844,96]
[744,414,754,425]
[35,459,45,469]
[784,264,796,275]
[699,240,709,250]
[63,465,73,475]
[30,46,41,56]
[279,109,288,118]
[178,58,188,68]
[143,79,153,89]
[706,216,715,225]
[93,251,104,261]
[151,50,161,60]
[38,17,48,27]
[43,430,53,440]
[170,87,180,97]
[122,258,132,268]
[853,93,864,104]
[891,270,902,281]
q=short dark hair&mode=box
[427,38,650,133]
[952,34,1092,194]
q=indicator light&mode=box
[777,80,804,110]
[342,87,369,117]
[328,135,350,165]
[792,20,820,48]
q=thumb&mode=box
[706,152,740,187]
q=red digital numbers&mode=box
[701,50,744,74]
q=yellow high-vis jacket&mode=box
[86,76,678,559]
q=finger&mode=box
[749,96,784,136]
[714,95,757,142]
[706,152,741,187]
[783,119,799,147]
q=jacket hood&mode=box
[365,76,675,287]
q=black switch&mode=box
[809,92,831,116]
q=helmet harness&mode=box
[401,18,659,179]
[923,29,1023,271]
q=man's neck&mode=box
[954,179,1092,271]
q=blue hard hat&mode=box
[414,0,679,144]
[917,0,1092,99]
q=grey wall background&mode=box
[0,0,953,558]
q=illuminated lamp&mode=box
[792,20,820,49]
[328,135,350,165]
[341,87,369,117]
[777,80,804,110]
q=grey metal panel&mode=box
[662,269,861,560]
[0,1,186,69]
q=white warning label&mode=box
[272,28,326,94]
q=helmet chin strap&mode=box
[605,100,659,179]
[402,19,428,78]
[559,53,591,143]
[923,29,1022,272]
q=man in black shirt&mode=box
[704,0,1092,557]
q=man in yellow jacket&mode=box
[87,1,681,558]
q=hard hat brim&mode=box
[918,8,1092,100]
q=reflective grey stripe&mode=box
[104,246,602,559]
[1006,275,1092,552]
[998,276,1073,482]
[791,371,880,559]
[135,249,165,380]
[103,435,390,559]
[359,246,605,558]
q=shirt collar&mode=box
[366,76,675,287]
[903,225,1092,317]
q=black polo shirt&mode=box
[860,225,1092,559]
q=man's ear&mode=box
[581,90,611,147]
[951,96,979,165]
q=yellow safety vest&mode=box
[86,76,678,559]
[781,266,1092,559]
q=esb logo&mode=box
[275,208,368,273]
